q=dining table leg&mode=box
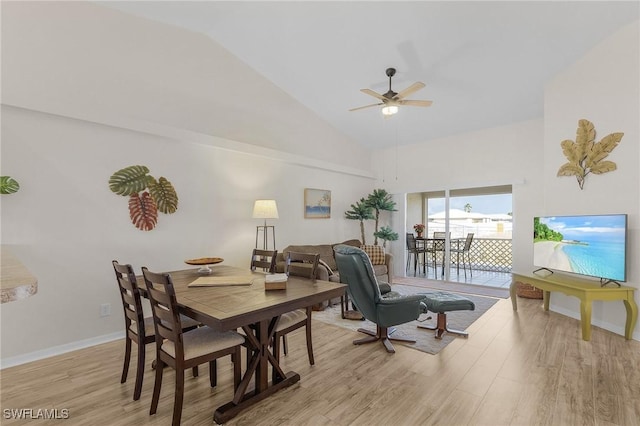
[213,317,301,424]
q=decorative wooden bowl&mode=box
[185,257,224,274]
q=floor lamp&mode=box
[253,199,278,250]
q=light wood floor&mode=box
[2,296,639,425]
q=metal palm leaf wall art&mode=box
[557,119,624,190]
[108,165,178,231]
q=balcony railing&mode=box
[430,238,512,273]
[467,238,512,272]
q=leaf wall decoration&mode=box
[110,165,179,231]
[148,176,179,214]
[129,191,158,231]
[109,165,151,196]
[556,119,623,190]
[0,176,20,194]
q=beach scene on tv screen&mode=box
[533,215,626,281]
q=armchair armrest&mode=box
[378,282,392,294]
[377,294,427,327]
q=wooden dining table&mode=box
[142,265,346,424]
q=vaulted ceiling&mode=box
[99,1,639,150]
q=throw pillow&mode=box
[360,245,385,265]
[318,259,334,275]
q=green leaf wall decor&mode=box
[109,165,178,231]
[0,176,20,194]
[109,165,151,196]
[148,176,179,214]
[556,119,623,190]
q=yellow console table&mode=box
[511,272,637,341]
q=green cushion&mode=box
[419,291,475,313]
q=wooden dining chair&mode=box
[112,260,200,401]
[141,267,245,426]
[273,252,319,366]
[250,248,278,273]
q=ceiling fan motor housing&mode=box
[384,68,397,98]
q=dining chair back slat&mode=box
[142,270,183,346]
[462,233,475,251]
[250,249,278,273]
[113,260,155,401]
[286,251,320,279]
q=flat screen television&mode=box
[533,214,627,283]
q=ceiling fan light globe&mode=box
[382,105,398,116]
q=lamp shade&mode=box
[252,199,279,219]
[382,105,398,116]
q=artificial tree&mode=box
[366,188,397,245]
[344,198,374,244]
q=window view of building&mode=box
[426,193,512,240]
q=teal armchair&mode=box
[333,244,428,353]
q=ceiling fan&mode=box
[349,67,433,115]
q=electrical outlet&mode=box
[100,303,111,317]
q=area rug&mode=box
[393,276,511,299]
[312,284,499,355]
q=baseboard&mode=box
[0,331,124,370]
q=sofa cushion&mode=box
[361,245,386,265]
[318,259,334,276]
[372,264,388,276]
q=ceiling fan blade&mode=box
[394,82,426,100]
[397,99,433,107]
[360,88,388,101]
[349,102,384,112]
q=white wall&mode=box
[0,1,370,170]
[0,1,377,364]
[406,193,424,233]
[375,20,640,341]
[542,20,639,335]
[0,106,374,364]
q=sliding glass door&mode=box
[406,185,513,283]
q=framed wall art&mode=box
[304,188,331,219]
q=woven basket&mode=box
[515,281,543,299]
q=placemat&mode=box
[188,276,254,287]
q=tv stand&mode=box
[600,278,621,287]
[532,267,554,275]
[511,272,637,341]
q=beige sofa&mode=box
[275,239,394,284]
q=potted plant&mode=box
[413,223,425,238]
